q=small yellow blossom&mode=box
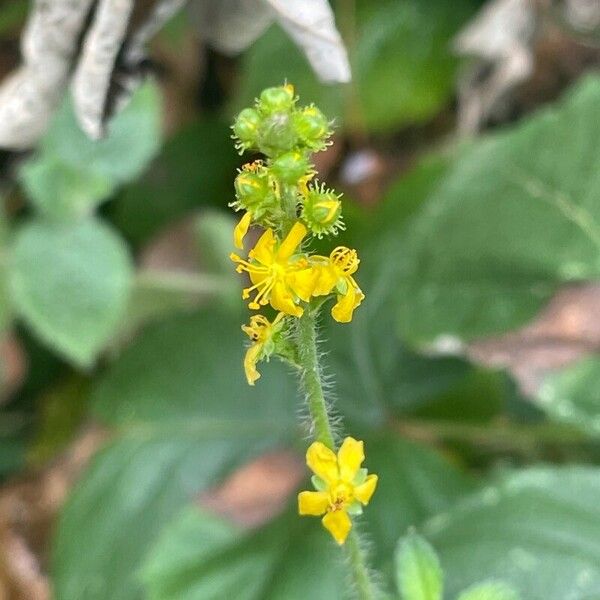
[230,222,317,317]
[241,313,285,385]
[298,437,378,545]
[311,247,364,323]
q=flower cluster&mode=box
[230,84,364,386]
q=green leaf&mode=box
[142,508,345,600]
[232,0,479,132]
[0,206,11,332]
[326,156,473,428]
[457,581,521,600]
[20,82,161,220]
[20,159,113,221]
[397,75,600,345]
[395,531,443,600]
[425,467,600,599]
[537,356,600,436]
[364,435,475,570]
[113,118,238,245]
[9,218,133,366]
[52,309,298,600]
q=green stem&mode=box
[280,182,299,236]
[346,531,377,600]
[295,309,379,599]
[296,310,335,448]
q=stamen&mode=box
[330,247,359,274]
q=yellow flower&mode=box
[311,247,364,323]
[241,313,285,385]
[298,437,378,545]
[230,222,317,317]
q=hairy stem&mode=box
[296,310,335,448]
[296,309,379,599]
[346,531,378,600]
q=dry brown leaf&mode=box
[190,0,351,83]
[0,0,95,149]
[199,450,304,527]
[468,283,600,395]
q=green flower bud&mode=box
[302,183,344,237]
[231,162,278,220]
[258,84,296,115]
[293,105,331,150]
[270,150,311,184]
[232,108,261,150]
[257,113,299,157]
[235,172,269,207]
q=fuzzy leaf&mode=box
[9,218,133,366]
[426,467,600,598]
[397,75,600,345]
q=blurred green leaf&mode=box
[232,0,478,132]
[0,434,26,477]
[0,0,27,35]
[0,206,11,332]
[363,434,475,570]
[113,119,238,245]
[28,377,89,465]
[395,531,443,600]
[140,434,472,599]
[425,467,600,598]
[327,156,473,429]
[397,75,600,345]
[142,508,345,600]
[20,159,114,221]
[537,356,600,436]
[20,82,161,221]
[53,309,298,600]
[457,581,521,600]
[9,218,133,367]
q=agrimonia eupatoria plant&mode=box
[230,84,380,597]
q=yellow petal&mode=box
[298,490,328,516]
[277,222,307,261]
[331,280,364,323]
[249,228,276,265]
[270,280,303,317]
[311,263,339,296]
[306,441,338,484]
[322,510,352,545]
[354,474,378,505]
[337,437,364,482]
[233,211,252,250]
[243,343,262,386]
[287,268,319,302]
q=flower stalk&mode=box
[229,84,380,598]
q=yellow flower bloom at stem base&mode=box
[241,313,284,385]
[311,247,364,323]
[298,437,378,545]
[230,222,317,317]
